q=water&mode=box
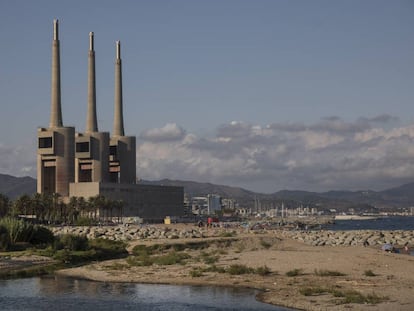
[325,216,414,231]
[0,277,293,311]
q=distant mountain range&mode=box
[0,174,36,199]
[1,173,414,211]
[142,179,414,211]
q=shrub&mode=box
[30,226,54,245]
[189,268,203,277]
[126,255,153,266]
[300,287,328,296]
[204,265,226,273]
[153,251,190,265]
[260,239,272,249]
[88,238,127,260]
[0,217,34,244]
[235,242,246,253]
[255,265,271,276]
[54,234,88,251]
[0,225,10,251]
[314,269,346,277]
[286,268,303,277]
[332,289,388,304]
[364,270,377,277]
[227,264,254,275]
[131,244,152,257]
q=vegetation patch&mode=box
[189,268,204,277]
[260,239,272,249]
[203,264,226,273]
[314,269,346,277]
[219,231,236,238]
[364,269,377,277]
[299,286,389,305]
[255,265,272,276]
[300,286,330,296]
[333,290,388,304]
[227,264,254,275]
[153,251,191,265]
[127,250,191,267]
[234,242,246,253]
[286,268,304,277]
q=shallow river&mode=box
[0,276,294,310]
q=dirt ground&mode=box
[54,231,414,311]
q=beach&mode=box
[50,224,414,311]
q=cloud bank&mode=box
[136,115,414,192]
[2,115,414,193]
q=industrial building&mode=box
[37,20,183,221]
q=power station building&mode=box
[37,20,183,221]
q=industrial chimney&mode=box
[49,19,63,128]
[86,32,98,132]
[113,41,125,136]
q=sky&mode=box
[0,0,413,193]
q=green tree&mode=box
[13,194,32,217]
[0,193,10,217]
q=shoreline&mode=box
[2,225,414,310]
[55,230,414,311]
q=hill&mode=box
[1,173,414,211]
[0,173,36,199]
[143,179,414,211]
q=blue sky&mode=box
[0,1,414,192]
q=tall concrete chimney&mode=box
[113,41,125,136]
[86,32,98,132]
[49,19,63,128]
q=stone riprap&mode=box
[50,225,414,248]
[278,230,414,247]
[50,225,208,241]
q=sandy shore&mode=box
[54,228,414,311]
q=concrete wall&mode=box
[69,182,184,221]
[109,136,136,184]
[75,132,110,183]
[37,126,75,197]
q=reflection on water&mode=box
[0,277,294,310]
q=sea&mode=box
[0,277,294,311]
[324,215,414,231]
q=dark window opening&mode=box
[39,137,53,148]
[76,142,90,153]
[79,169,92,182]
[109,145,117,156]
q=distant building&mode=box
[37,20,183,221]
[207,194,221,214]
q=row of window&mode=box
[39,138,118,156]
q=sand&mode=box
[53,229,414,311]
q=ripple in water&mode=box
[0,277,295,311]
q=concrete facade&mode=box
[37,20,184,221]
[70,183,183,220]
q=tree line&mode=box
[0,193,124,225]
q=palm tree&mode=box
[12,194,32,218]
[67,196,79,224]
[0,193,10,217]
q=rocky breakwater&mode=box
[279,230,414,247]
[50,225,207,241]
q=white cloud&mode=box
[0,143,36,178]
[3,116,414,193]
[140,123,186,142]
[136,117,414,192]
